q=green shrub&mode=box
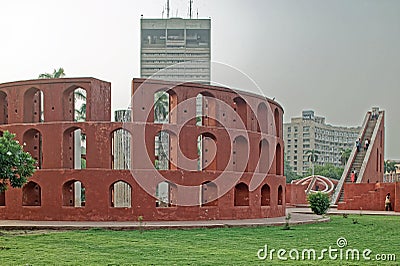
[0,131,36,191]
[307,192,330,215]
[282,213,291,230]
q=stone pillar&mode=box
[74,130,82,169]
[74,181,82,207]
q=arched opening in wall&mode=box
[274,108,280,137]
[197,132,217,171]
[259,139,270,173]
[196,91,216,127]
[0,191,5,206]
[155,131,168,170]
[62,180,86,207]
[233,135,248,172]
[110,181,132,208]
[24,87,44,123]
[63,86,87,121]
[276,143,282,175]
[234,182,249,206]
[0,91,8,124]
[257,102,268,133]
[63,127,86,169]
[154,91,169,124]
[74,88,87,122]
[22,181,41,206]
[278,185,283,205]
[201,181,218,206]
[111,129,132,169]
[23,129,42,169]
[233,97,247,129]
[261,184,271,206]
[156,181,177,207]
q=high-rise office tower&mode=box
[140,17,211,83]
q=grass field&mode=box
[0,215,399,265]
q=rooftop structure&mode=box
[140,18,211,83]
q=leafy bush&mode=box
[307,192,330,215]
[0,131,36,191]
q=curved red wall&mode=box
[0,78,285,221]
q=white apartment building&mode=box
[284,110,361,176]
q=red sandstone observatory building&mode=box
[0,78,285,221]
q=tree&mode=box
[307,192,330,215]
[303,163,344,180]
[37,68,86,122]
[305,149,320,177]
[340,148,352,166]
[0,131,36,192]
[153,92,170,170]
[38,67,66,79]
[284,155,301,183]
[154,91,169,123]
[74,88,86,122]
[384,160,397,174]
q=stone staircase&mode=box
[336,116,378,203]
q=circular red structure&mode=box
[0,78,285,221]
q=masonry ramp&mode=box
[331,109,383,204]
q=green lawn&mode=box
[0,215,399,265]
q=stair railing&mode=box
[331,111,371,204]
[357,112,383,182]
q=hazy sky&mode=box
[1,0,399,158]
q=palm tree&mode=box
[74,88,86,122]
[340,148,352,166]
[37,68,66,121]
[38,67,66,79]
[38,68,86,121]
[154,91,169,123]
[305,149,320,177]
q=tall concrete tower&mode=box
[140,17,211,83]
